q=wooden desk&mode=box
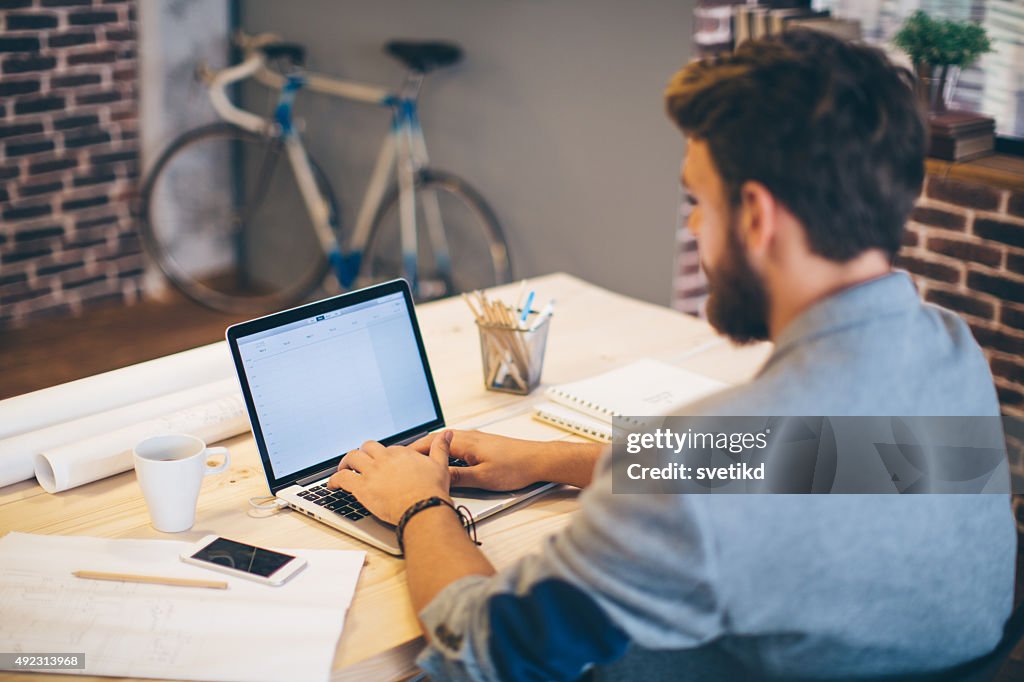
[0,273,770,682]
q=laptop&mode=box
[226,279,554,555]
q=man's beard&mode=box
[702,220,770,344]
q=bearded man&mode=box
[327,29,1015,682]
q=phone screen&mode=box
[190,537,295,577]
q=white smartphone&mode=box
[180,535,307,586]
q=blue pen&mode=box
[520,291,535,327]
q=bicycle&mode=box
[139,32,512,314]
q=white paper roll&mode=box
[0,380,241,488]
[0,341,234,442]
[34,394,250,494]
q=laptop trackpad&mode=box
[451,483,547,518]
[451,491,510,518]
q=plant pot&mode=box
[915,62,961,114]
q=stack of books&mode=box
[732,2,861,47]
[928,110,996,162]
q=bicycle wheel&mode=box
[359,169,511,300]
[139,122,339,314]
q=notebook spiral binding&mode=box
[547,388,644,427]
[533,406,612,442]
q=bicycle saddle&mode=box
[384,41,462,73]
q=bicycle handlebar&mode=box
[204,30,394,131]
[255,66,392,105]
[208,53,268,133]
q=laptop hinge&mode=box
[396,431,428,446]
[296,465,340,487]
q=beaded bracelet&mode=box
[396,496,480,556]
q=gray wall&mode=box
[139,0,231,291]
[239,0,694,306]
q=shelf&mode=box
[925,153,1024,193]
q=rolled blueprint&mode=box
[34,394,250,493]
[0,342,234,442]
[0,380,240,488]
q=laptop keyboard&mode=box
[300,484,370,519]
[299,456,471,520]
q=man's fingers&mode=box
[411,429,467,455]
[429,430,453,468]
[449,464,483,489]
[338,449,372,473]
[360,440,387,457]
[327,468,363,492]
[408,434,434,454]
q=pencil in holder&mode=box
[476,313,551,395]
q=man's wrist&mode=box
[394,489,450,523]
[535,442,603,488]
[399,499,467,554]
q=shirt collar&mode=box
[764,271,920,370]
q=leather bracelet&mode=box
[396,496,479,556]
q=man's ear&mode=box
[737,180,778,261]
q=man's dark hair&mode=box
[665,30,926,261]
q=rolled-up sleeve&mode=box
[415,452,724,682]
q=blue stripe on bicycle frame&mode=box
[388,97,420,133]
[328,248,361,289]
[487,578,630,682]
[400,98,420,131]
[274,74,305,135]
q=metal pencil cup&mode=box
[477,314,551,395]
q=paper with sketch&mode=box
[34,393,249,493]
[0,533,365,682]
[0,379,240,491]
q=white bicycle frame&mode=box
[207,34,451,292]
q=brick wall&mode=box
[0,0,142,329]
[897,176,1024,417]
[672,172,1024,416]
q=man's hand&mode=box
[407,430,543,491]
[327,431,453,525]
[408,430,603,490]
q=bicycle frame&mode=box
[208,46,452,294]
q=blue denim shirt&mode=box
[416,272,1016,681]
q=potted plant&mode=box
[893,10,992,113]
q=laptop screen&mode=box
[227,281,444,491]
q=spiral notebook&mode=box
[533,359,728,442]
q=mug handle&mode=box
[204,447,231,476]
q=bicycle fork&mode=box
[275,74,359,289]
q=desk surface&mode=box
[0,273,770,682]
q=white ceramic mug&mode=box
[133,434,230,533]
